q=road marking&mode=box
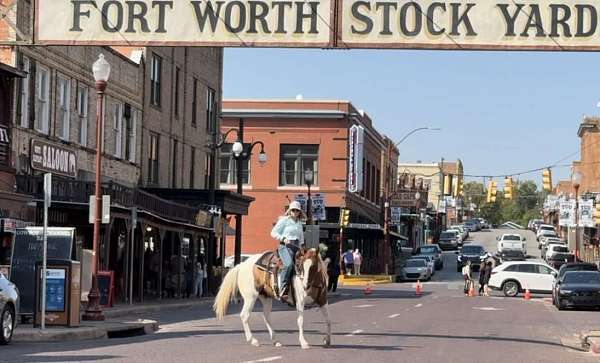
[354,304,374,308]
[473,307,504,311]
[345,329,364,337]
[242,356,282,363]
[388,314,401,318]
[415,304,423,308]
[490,297,505,300]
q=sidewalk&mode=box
[339,274,394,286]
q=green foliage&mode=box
[466,180,543,226]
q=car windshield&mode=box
[420,246,437,254]
[414,256,431,261]
[564,272,600,284]
[540,226,554,231]
[462,246,484,254]
[441,232,456,238]
[406,260,426,267]
[552,247,569,253]
[503,235,521,241]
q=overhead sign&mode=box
[348,124,364,193]
[35,0,600,51]
[30,139,77,178]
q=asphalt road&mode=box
[2,229,599,363]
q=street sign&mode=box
[89,195,110,224]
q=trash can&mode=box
[34,259,81,327]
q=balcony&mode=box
[15,175,198,224]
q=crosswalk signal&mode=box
[340,208,350,227]
[504,177,513,200]
[542,169,553,192]
[594,202,600,226]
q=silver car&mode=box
[0,272,19,344]
[400,259,431,281]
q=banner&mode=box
[348,125,364,193]
[558,199,574,227]
[294,193,326,221]
[579,199,594,228]
[35,0,600,51]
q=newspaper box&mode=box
[34,259,81,327]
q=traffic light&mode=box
[486,181,498,203]
[594,202,600,226]
[454,176,463,197]
[542,169,553,192]
[340,208,350,227]
[444,174,452,195]
[504,177,513,200]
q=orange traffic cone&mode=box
[524,288,532,300]
[364,281,373,295]
[468,282,476,297]
[415,280,422,296]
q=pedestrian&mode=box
[343,249,354,276]
[194,260,205,297]
[328,260,341,292]
[462,261,472,296]
[478,262,487,296]
[353,249,363,276]
[185,261,194,298]
[483,261,493,296]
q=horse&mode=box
[213,248,331,349]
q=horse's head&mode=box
[298,248,328,292]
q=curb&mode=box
[14,319,158,343]
[104,298,212,319]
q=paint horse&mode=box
[213,248,331,349]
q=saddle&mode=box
[254,247,304,305]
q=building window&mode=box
[191,78,198,126]
[376,168,381,205]
[19,56,30,128]
[35,65,50,134]
[76,84,88,146]
[150,54,162,107]
[112,102,123,157]
[148,133,159,185]
[174,67,180,117]
[189,146,196,188]
[57,75,70,141]
[206,88,216,133]
[279,144,318,186]
[220,143,250,185]
[172,139,178,188]
[124,104,137,163]
[204,153,211,188]
[366,161,371,201]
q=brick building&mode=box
[221,99,399,274]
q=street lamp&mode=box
[572,171,582,261]
[304,169,314,225]
[394,127,441,147]
[83,54,110,321]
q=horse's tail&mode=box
[213,264,241,320]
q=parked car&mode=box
[399,259,431,281]
[537,230,559,246]
[545,244,571,261]
[541,240,567,260]
[554,271,600,310]
[456,244,488,272]
[477,218,490,229]
[437,230,460,250]
[528,219,544,231]
[488,261,556,297]
[552,262,599,304]
[0,272,19,345]
[538,236,561,250]
[224,254,253,268]
[450,225,468,241]
[536,225,556,241]
[411,255,436,276]
[414,245,443,270]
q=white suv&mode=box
[497,234,527,255]
[488,261,556,297]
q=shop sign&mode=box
[389,191,419,207]
[36,0,600,52]
[0,126,9,144]
[30,139,77,178]
[348,125,364,193]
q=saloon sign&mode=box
[30,139,77,178]
[35,0,600,51]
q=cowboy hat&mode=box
[287,201,302,213]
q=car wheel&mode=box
[0,305,15,345]
[502,281,520,297]
[556,298,565,311]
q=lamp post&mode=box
[83,54,110,321]
[304,169,314,225]
[572,171,582,261]
[231,119,266,265]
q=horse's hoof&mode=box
[274,341,282,348]
[301,343,310,350]
[323,337,331,346]
[251,338,260,347]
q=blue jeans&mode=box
[278,244,297,295]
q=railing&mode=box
[16,175,197,224]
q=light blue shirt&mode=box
[270,216,304,246]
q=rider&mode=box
[270,201,305,301]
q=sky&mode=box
[223,48,600,187]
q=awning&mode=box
[0,63,26,78]
[389,231,409,240]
